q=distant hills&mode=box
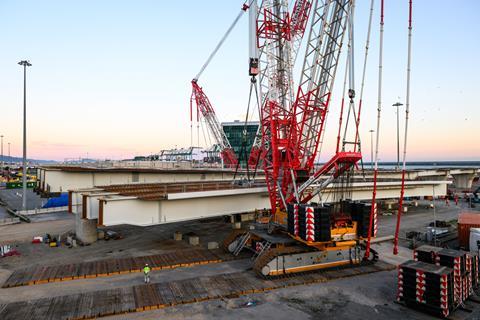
[0,155,478,168]
[0,155,56,164]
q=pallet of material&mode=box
[397,260,454,318]
[414,245,479,305]
[402,246,480,317]
[413,245,443,264]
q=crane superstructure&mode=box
[224,0,380,277]
[255,0,360,214]
[188,0,417,275]
[188,0,385,277]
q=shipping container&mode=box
[458,212,480,250]
[5,181,36,189]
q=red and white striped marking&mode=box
[397,267,404,301]
[416,270,426,303]
[440,275,449,311]
[293,204,299,236]
[305,206,315,242]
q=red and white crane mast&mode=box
[248,0,314,169]
[269,0,357,211]
[289,0,361,205]
[255,0,296,208]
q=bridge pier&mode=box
[451,173,476,189]
[75,213,98,244]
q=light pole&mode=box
[392,102,403,170]
[1,134,3,171]
[18,60,32,211]
[369,130,374,170]
[7,142,11,178]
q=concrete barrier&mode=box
[208,242,219,249]
[174,231,183,241]
[17,206,68,216]
[188,236,199,246]
[75,213,98,244]
[0,218,20,226]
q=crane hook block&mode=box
[249,58,259,76]
[348,89,355,99]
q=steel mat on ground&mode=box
[1,248,225,288]
[0,261,394,320]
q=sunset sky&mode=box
[0,0,478,162]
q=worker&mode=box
[143,263,151,284]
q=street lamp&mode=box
[7,142,11,178]
[392,102,404,170]
[1,134,3,170]
[18,60,32,211]
[369,130,374,170]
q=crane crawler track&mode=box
[253,245,379,278]
[253,246,305,277]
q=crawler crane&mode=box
[190,0,381,277]
[223,0,379,277]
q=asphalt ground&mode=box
[0,188,46,211]
[0,200,480,319]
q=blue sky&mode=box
[0,0,478,161]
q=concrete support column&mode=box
[452,173,475,189]
[75,212,98,244]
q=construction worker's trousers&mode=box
[144,273,150,283]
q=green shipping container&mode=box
[6,181,37,189]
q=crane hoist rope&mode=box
[393,0,413,256]
[365,0,384,259]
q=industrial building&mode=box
[222,120,259,167]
